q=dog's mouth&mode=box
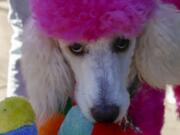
[115,76,141,132]
[117,116,142,133]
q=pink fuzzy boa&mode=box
[30,0,156,41]
[128,83,165,135]
[174,86,180,116]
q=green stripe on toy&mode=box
[63,98,73,115]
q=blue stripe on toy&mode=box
[59,106,93,135]
[1,123,37,135]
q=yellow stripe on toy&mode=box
[0,97,36,134]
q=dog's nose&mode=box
[91,105,119,122]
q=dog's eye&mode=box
[112,37,130,53]
[69,43,85,55]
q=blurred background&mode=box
[0,0,179,134]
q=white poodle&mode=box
[21,0,180,124]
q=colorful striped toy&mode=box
[39,84,165,135]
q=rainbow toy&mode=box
[38,83,165,135]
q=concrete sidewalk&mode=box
[0,0,11,100]
[0,0,179,134]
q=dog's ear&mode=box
[135,3,180,89]
[21,19,74,123]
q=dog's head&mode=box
[22,1,180,123]
[59,37,136,122]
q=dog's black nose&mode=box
[91,105,119,122]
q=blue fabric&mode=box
[59,106,93,135]
[1,123,37,135]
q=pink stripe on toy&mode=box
[30,0,156,42]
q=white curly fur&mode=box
[22,20,74,123]
[21,3,180,123]
[135,3,180,88]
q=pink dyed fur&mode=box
[30,0,156,42]
[128,83,165,135]
[162,0,180,9]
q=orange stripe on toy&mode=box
[38,113,65,135]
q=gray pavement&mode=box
[0,0,179,134]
